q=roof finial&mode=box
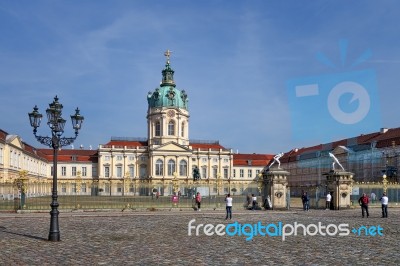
[164,49,172,64]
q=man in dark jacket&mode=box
[358,193,369,218]
[302,192,310,211]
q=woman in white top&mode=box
[225,194,233,220]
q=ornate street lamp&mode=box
[28,96,84,241]
[382,173,388,194]
[216,173,222,196]
[172,172,179,194]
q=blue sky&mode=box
[1,0,400,154]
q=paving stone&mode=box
[0,208,399,265]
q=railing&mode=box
[0,182,261,211]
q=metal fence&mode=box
[288,183,400,209]
[3,181,398,211]
[0,181,262,211]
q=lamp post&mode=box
[216,173,222,196]
[382,173,388,194]
[257,173,264,196]
[75,171,82,209]
[28,96,84,241]
[172,172,179,194]
[124,171,131,196]
[15,170,29,209]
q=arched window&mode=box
[179,160,187,176]
[155,121,161,136]
[168,121,175,135]
[168,159,176,175]
[181,122,185,137]
[155,159,163,176]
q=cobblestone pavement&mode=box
[1,207,399,265]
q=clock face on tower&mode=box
[167,110,175,118]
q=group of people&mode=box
[194,192,233,219]
[192,190,390,219]
[358,192,388,218]
[301,190,389,218]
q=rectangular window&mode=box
[129,156,135,161]
[224,168,228,178]
[61,184,66,193]
[202,158,207,162]
[72,167,77,176]
[117,155,123,161]
[72,183,76,193]
[213,168,217,178]
[256,170,260,176]
[104,156,110,161]
[82,167,87,177]
[117,186,122,193]
[129,166,134,177]
[155,122,161,136]
[61,167,66,176]
[105,183,110,193]
[248,169,252,178]
[117,166,122,178]
[202,167,207,179]
[140,156,147,162]
[92,166,97,177]
[213,158,218,162]
[240,169,244,178]
[224,158,229,163]
[168,122,175,135]
[104,166,110,178]
[233,169,236,178]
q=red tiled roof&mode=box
[38,149,98,163]
[103,140,148,147]
[0,129,8,142]
[233,153,274,167]
[190,143,226,150]
[281,127,400,162]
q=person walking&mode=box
[251,194,258,210]
[225,193,233,220]
[195,192,202,211]
[380,192,388,218]
[325,192,331,210]
[358,193,369,218]
[302,192,310,211]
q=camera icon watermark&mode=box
[287,40,381,143]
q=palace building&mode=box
[0,51,272,199]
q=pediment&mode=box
[6,135,24,149]
[152,141,191,153]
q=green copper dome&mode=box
[147,50,189,110]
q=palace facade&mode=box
[0,52,273,198]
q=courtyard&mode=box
[0,207,399,265]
